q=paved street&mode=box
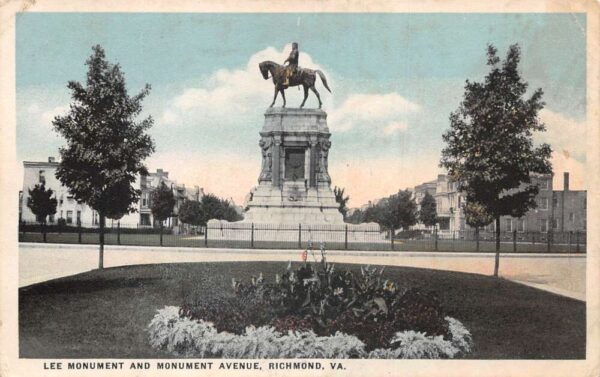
[19,243,586,301]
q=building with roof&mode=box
[21,158,203,230]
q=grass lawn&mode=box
[19,232,584,253]
[19,262,585,359]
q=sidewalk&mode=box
[19,243,586,301]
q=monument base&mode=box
[243,181,343,224]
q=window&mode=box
[39,170,46,184]
[538,198,548,210]
[60,210,63,219]
[142,192,149,207]
[552,196,558,208]
[569,213,575,222]
[76,210,81,225]
[517,218,525,232]
[505,218,512,232]
[140,214,151,226]
[539,179,550,190]
[49,214,55,223]
[66,211,73,224]
[93,211,99,226]
[540,219,548,233]
[552,219,559,230]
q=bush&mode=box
[180,254,458,352]
[148,306,472,359]
[394,230,426,239]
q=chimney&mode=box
[563,172,569,192]
[48,157,55,163]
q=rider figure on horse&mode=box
[283,42,299,86]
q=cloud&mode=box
[550,151,585,190]
[535,109,586,190]
[146,151,261,206]
[160,45,420,138]
[328,93,420,132]
[383,122,409,135]
[330,154,444,207]
[40,105,69,125]
[537,109,586,162]
[160,45,332,128]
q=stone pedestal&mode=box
[243,108,344,224]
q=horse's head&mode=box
[259,61,272,80]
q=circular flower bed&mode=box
[148,251,473,359]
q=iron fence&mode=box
[18,221,586,253]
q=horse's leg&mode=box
[270,87,279,107]
[310,86,322,108]
[281,89,286,108]
[300,85,309,108]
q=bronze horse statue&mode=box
[259,61,331,108]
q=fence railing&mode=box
[18,221,586,253]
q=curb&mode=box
[19,242,586,259]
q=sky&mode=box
[16,13,587,207]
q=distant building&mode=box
[139,168,204,232]
[20,157,125,227]
[21,158,203,229]
[414,172,586,235]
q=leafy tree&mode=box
[198,194,243,224]
[396,190,418,231]
[346,209,365,224]
[440,44,552,276]
[151,181,176,246]
[333,186,350,219]
[418,191,437,229]
[26,184,57,242]
[463,201,494,252]
[53,45,155,268]
[179,200,204,226]
[366,190,417,235]
[219,198,243,222]
[363,205,380,224]
[200,194,224,225]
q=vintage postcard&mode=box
[0,0,598,376]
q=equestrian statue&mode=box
[259,42,331,109]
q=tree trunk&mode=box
[160,222,163,246]
[99,213,105,269]
[494,216,500,277]
[42,220,47,243]
[475,226,479,252]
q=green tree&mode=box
[367,190,417,235]
[219,198,243,222]
[200,194,224,225]
[178,200,204,226]
[151,181,176,246]
[333,186,350,219]
[346,209,364,224]
[463,201,494,252]
[440,44,552,276]
[396,189,418,231]
[418,191,437,229]
[53,45,155,268]
[26,184,58,242]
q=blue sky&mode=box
[16,13,587,205]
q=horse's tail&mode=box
[316,70,332,93]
